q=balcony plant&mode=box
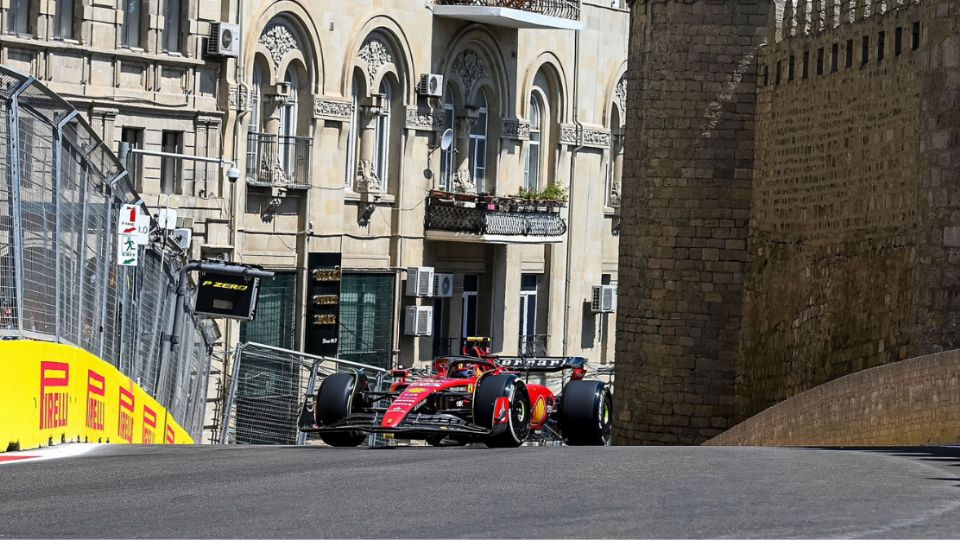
[515,185,568,210]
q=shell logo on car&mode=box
[531,396,548,425]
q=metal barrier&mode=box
[220,342,389,445]
[0,65,218,441]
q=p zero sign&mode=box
[193,271,261,320]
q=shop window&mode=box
[339,273,395,369]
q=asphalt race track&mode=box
[1,445,960,538]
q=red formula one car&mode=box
[298,354,612,447]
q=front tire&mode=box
[559,380,612,446]
[475,374,531,448]
[315,373,366,448]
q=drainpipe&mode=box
[562,25,584,357]
[223,0,248,439]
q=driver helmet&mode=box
[448,362,476,379]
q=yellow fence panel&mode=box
[0,340,193,452]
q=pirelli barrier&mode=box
[0,340,193,452]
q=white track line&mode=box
[0,443,102,465]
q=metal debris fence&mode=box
[0,65,218,441]
[220,342,390,445]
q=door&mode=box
[519,274,539,355]
[461,274,479,339]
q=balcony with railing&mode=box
[245,132,312,190]
[425,191,566,244]
[432,0,582,30]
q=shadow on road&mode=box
[816,446,960,488]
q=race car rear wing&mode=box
[494,356,587,372]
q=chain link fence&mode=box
[0,65,218,441]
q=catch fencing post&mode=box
[7,75,33,333]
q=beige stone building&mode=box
[0,0,628,438]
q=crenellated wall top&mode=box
[770,0,924,44]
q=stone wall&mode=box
[613,0,769,445]
[616,0,960,445]
[706,350,960,446]
[739,1,926,419]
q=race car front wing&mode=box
[298,398,490,437]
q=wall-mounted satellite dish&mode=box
[440,129,454,151]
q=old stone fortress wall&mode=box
[615,0,960,445]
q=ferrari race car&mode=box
[297,355,612,447]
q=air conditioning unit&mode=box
[591,285,617,313]
[417,73,444,97]
[405,266,434,297]
[207,22,240,58]
[433,273,454,298]
[404,306,433,336]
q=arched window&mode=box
[345,77,361,187]
[525,93,544,192]
[440,91,456,191]
[279,70,300,172]
[250,65,265,134]
[469,90,488,188]
[607,105,624,206]
[373,80,393,184]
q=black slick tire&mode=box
[559,380,612,446]
[315,372,366,447]
[474,374,531,448]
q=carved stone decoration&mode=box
[452,168,476,195]
[259,24,300,69]
[615,77,627,118]
[582,128,611,148]
[501,119,530,140]
[405,106,445,131]
[228,85,250,111]
[358,39,393,84]
[314,97,355,121]
[559,124,580,145]
[356,159,382,193]
[609,181,622,208]
[450,49,487,95]
[260,153,290,185]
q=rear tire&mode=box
[559,380,612,446]
[315,373,366,448]
[475,374,531,448]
